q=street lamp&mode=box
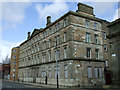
[46,39,59,88]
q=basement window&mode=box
[88,67,92,78]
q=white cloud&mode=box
[0,40,23,63]
[112,8,120,21]
[89,2,115,16]
[1,0,120,2]
[2,2,31,30]
[35,1,69,27]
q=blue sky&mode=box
[0,0,119,63]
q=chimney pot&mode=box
[27,32,30,39]
[46,16,51,26]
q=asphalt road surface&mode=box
[2,80,39,88]
[1,80,118,90]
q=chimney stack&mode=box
[27,32,31,39]
[46,16,51,26]
[76,3,94,16]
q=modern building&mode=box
[18,3,110,87]
[107,18,120,85]
[10,47,19,81]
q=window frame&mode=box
[86,33,91,43]
[64,65,68,78]
[94,34,98,44]
[94,67,98,78]
[86,48,91,58]
[95,49,99,59]
[64,47,67,58]
[98,67,102,78]
[85,20,90,28]
[88,66,92,78]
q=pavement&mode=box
[3,79,66,88]
[2,79,120,89]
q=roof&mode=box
[30,28,41,38]
[107,18,120,27]
[20,11,109,46]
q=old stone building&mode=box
[10,47,19,81]
[18,3,110,87]
[107,18,120,85]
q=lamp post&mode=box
[46,39,59,88]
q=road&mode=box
[2,80,40,89]
[1,80,118,90]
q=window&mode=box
[42,53,46,63]
[14,50,16,52]
[32,46,34,53]
[88,67,92,78]
[55,50,60,60]
[86,33,91,43]
[49,28,52,35]
[31,56,33,64]
[55,36,57,46]
[95,49,99,59]
[86,48,91,58]
[44,68,46,78]
[37,54,39,64]
[43,41,46,49]
[64,47,67,58]
[55,66,60,78]
[42,68,44,77]
[63,18,67,27]
[94,34,98,44]
[55,50,57,61]
[55,25,57,32]
[55,66,57,78]
[49,39,51,48]
[85,20,90,28]
[104,44,107,51]
[37,43,40,51]
[57,35,60,45]
[48,51,51,62]
[13,74,15,77]
[57,50,60,60]
[93,22,98,30]
[43,32,45,38]
[64,32,67,42]
[57,23,60,31]
[37,35,40,41]
[103,32,106,39]
[49,67,51,78]
[44,31,47,37]
[94,67,98,78]
[98,67,102,78]
[28,57,30,65]
[34,55,36,64]
[34,44,37,52]
[46,31,48,36]
[14,56,16,59]
[13,68,15,72]
[105,60,108,67]
[64,65,68,78]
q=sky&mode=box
[0,0,120,63]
